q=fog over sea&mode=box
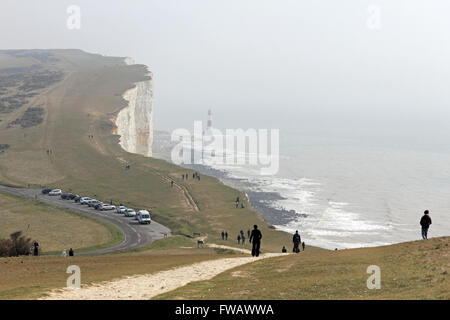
[173,127,450,250]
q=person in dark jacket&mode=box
[293,231,301,253]
[69,248,74,256]
[282,246,287,253]
[249,225,262,257]
[420,210,432,240]
[221,231,225,240]
[302,241,306,251]
[237,234,241,245]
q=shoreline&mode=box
[182,164,307,229]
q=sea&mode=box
[157,128,450,250]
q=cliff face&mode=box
[115,71,154,157]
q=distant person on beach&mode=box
[61,249,67,257]
[69,248,74,256]
[247,229,250,238]
[420,210,432,240]
[171,180,174,188]
[282,246,287,253]
[302,241,306,251]
[242,235,246,245]
[237,234,241,244]
[293,231,301,253]
[249,225,262,257]
[221,231,225,240]
[182,174,185,180]
[225,231,228,240]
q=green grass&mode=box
[0,191,123,253]
[156,237,450,300]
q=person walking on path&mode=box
[242,235,246,245]
[33,240,39,256]
[247,229,250,238]
[420,210,432,240]
[293,231,301,253]
[221,231,225,240]
[171,180,174,188]
[249,225,262,257]
[225,231,228,240]
[302,241,306,251]
[237,234,241,245]
[69,248,74,256]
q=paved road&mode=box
[0,185,171,255]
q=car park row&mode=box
[41,188,152,224]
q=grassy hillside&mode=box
[156,236,450,300]
[0,191,122,253]
[0,49,301,253]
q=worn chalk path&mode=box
[42,245,286,300]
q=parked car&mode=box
[124,208,136,217]
[48,189,62,196]
[94,202,105,210]
[116,206,127,214]
[41,188,52,194]
[88,200,102,207]
[61,193,75,200]
[68,194,78,200]
[80,197,92,205]
[100,204,116,211]
[137,210,151,224]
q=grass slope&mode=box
[0,191,122,253]
[156,237,450,300]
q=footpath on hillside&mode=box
[42,245,286,300]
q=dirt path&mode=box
[42,245,286,300]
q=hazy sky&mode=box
[1,0,450,140]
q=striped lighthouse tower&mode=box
[207,109,212,130]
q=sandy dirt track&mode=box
[43,245,286,300]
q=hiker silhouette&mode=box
[249,225,262,257]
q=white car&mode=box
[48,189,62,196]
[137,210,151,224]
[116,206,127,214]
[80,197,92,205]
[124,208,136,217]
[100,204,116,211]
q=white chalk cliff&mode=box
[115,64,154,157]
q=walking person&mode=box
[237,234,241,245]
[249,225,262,257]
[221,231,225,240]
[225,231,228,240]
[171,180,174,188]
[69,248,74,256]
[302,241,306,251]
[247,229,250,238]
[242,235,246,245]
[293,231,301,253]
[420,210,432,240]
[33,240,39,256]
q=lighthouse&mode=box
[204,109,213,136]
